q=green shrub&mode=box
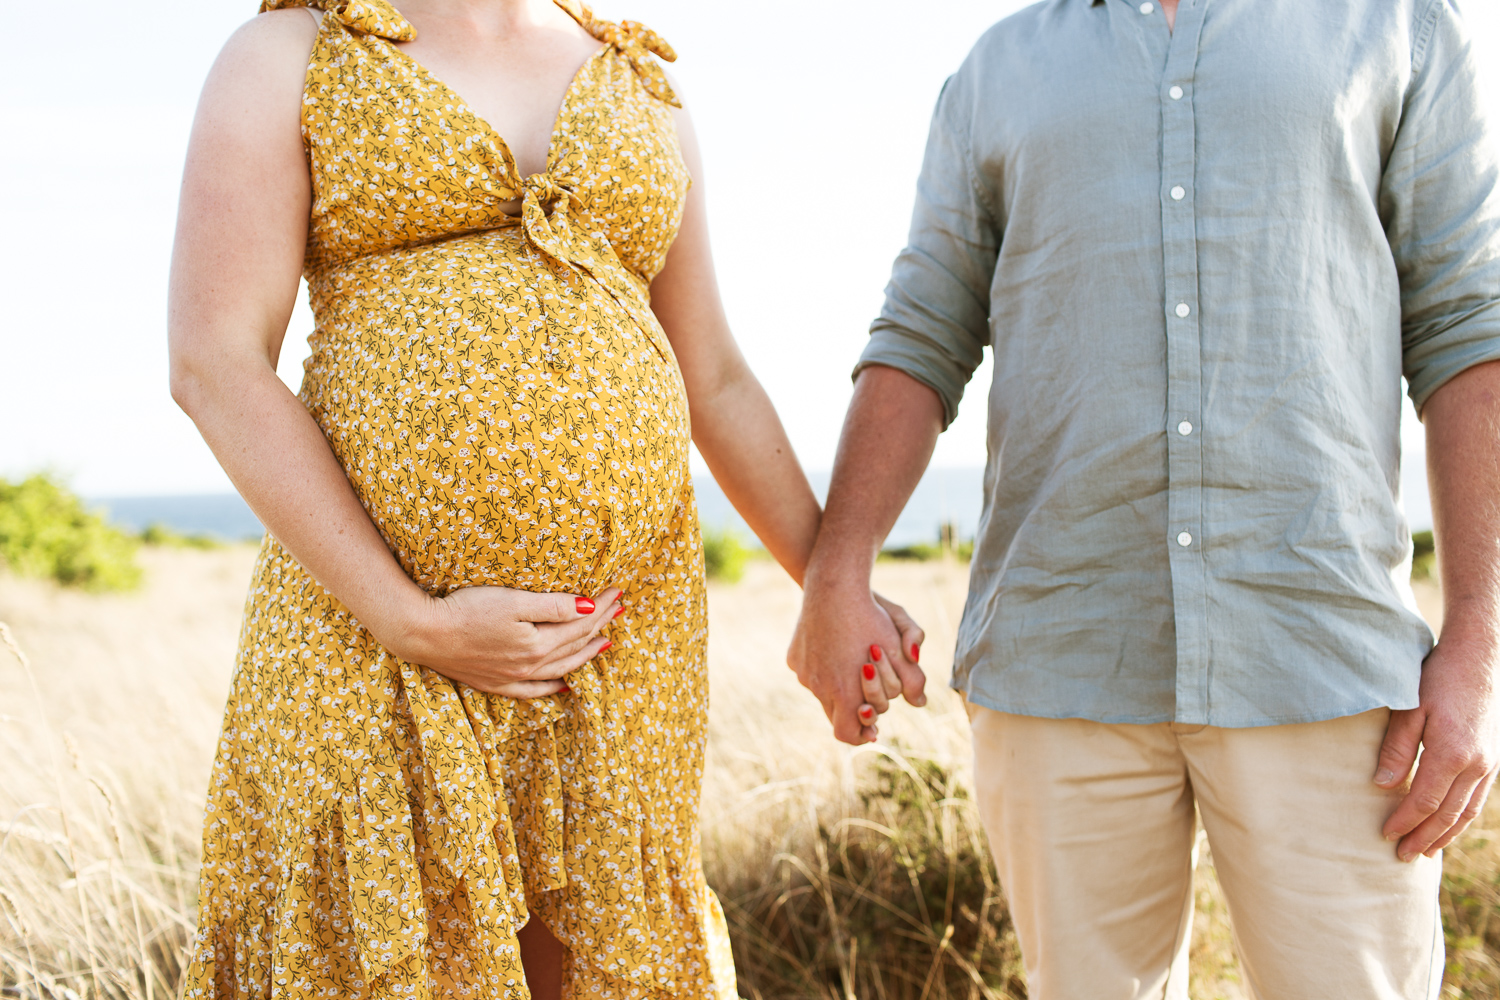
[880,522,974,563]
[0,474,142,591]
[1411,529,1436,581]
[701,524,752,583]
[140,522,222,550]
[880,541,943,562]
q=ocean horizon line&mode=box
[89,466,991,549]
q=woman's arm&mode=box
[650,104,926,734]
[648,108,822,586]
[168,11,616,697]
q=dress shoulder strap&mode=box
[259,0,416,42]
[258,0,675,105]
[557,0,681,107]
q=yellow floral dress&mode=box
[183,2,737,997]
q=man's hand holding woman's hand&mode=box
[376,586,624,698]
[788,579,927,745]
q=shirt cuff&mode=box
[1405,309,1500,413]
[855,325,973,430]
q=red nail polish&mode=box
[576,597,595,615]
[613,605,625,618]
[862,663,876,681]
[910,643,921,662]
[559,684,570,693]
[859,706,874,720]
[870,644,882,661]
[599,640,613,653]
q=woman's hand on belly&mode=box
[387,586,623,697]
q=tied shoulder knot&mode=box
[593,19,681,107]
[259,0,419,42]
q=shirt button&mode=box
[1169,85,1184,100]
[1171,185,1185,200]
[1177,531,1193,547]
[1177,420,1193,435]
[1140,1,1154,12]
[1175,302,1191,318]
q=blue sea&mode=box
[92,466,988,549]
[92,457,1435,548]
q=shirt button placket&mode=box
[1160,2,1209,724]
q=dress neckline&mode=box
[382,29,610,191]
[315,0,624,190]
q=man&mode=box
[788,0,1500,995]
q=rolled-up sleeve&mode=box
[855,74,999,428]
[1385,0,1500,411]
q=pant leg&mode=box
[1180,709,1444,1000]
[968,705,1197,1000]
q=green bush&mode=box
[0,474,142,591]
[1411,529,1436,581]
[140,522,222,550]
[880,522,974,563]
[701,525,752,583]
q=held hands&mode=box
[383,586,624,698]
[788,583,928,745]
[1376,630,1500,861]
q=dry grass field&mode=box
[0,547,1497,998]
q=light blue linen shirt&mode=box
[858,0,1500,726]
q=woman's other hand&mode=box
[873,592,926,684]
[385,587,623,698]
[855,594,929,735]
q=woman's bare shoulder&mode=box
[232,5,323,51]
[191,8,321,146]
[203,8,321,106]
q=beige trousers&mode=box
[967,705,1444,1000]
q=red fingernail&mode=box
[870,644,882,661]
[862,663,876,681]
[910,643,921,662]
[559,684,570,693]
[599,640,613,653]
[613,605,625,618]
[576,597,595,615]
[859,706,874,720]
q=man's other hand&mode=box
[1377,634,1500,860]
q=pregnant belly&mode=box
[299,231,691,596]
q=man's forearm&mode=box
[804,365,946,588]
[1425,359,1500,642]
[1377,358,1500,860]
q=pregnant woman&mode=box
[168,0,926,997]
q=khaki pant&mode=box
[967,705,1443,999]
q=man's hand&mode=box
[790,364,945,744]
[1377,632,1500,861]
[1381,360,1500,861]
[789,579,926,744]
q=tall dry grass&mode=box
[0,547,251,999]
[0,549,1497,998]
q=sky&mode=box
[2,0,1498,532]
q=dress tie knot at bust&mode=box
[518,174,601,276]
[593,19,681,107]
[522,173,571,210]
